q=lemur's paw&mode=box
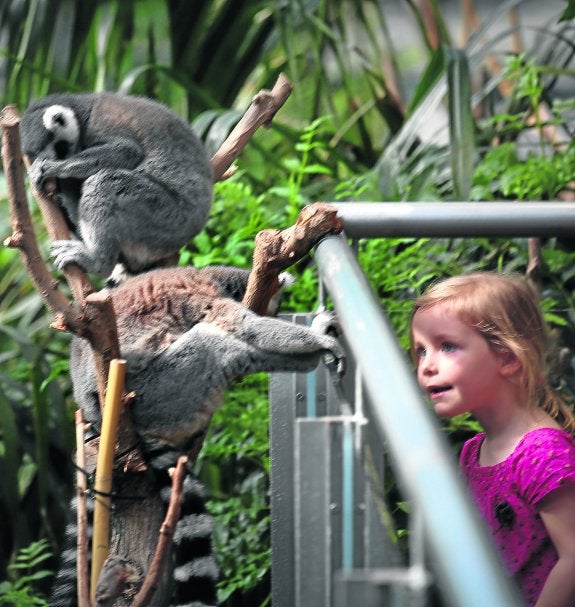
[311,310,341,337]
[51,240,108,275]
[312,311,345,377]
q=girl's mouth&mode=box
[428,385,451,399]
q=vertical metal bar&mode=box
[306,371,317,417]
[315,235,524,607]
[270,372,297,607]
[408,507,430,607]
[342,419,354,572]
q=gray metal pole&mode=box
[330,201,575,238]
[315,234,524,607]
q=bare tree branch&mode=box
[131,456,188,607]
[242,202,343,315]
[2,74,304,605]
[210,73,293,182]
[22,154,94,305]
[1,104,146,474]
[1,105,86,333]
[75,410,92,607]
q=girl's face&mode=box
[411,304,513,419]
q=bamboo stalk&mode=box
[90,359,126,602]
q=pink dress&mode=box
[460,427,575,606]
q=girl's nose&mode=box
[420,352,437,376]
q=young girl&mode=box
[410,272,575,607]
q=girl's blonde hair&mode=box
[412,272,575,433]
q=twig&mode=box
[131,456,188,607]
[527,237,542,288]
[75,410,92,607]
[242,202,343,315]
[210,73,293,182]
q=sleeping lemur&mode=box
[51,265,344,606]
[20,92,212,282]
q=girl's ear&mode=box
[498,349,521,377]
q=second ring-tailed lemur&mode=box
[20,92,212,281]
[52,264,344,606]
[72,264,344,467]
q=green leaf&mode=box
[559,0,575,21]
[407,46,445,114]
[0,390,21,520]
[446,47,475,200]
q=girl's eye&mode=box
[415,346,426,359]
[442,342,457,353]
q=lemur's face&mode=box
[20,104,80,161]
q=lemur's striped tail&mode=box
[49,471,218,606]
[164,473,219,606]
[49,492,94,607]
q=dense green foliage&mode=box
[1,1,575,605]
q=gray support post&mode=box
[294,419,339,607]
[270,371,297,607]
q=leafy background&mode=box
[1,0,575,605]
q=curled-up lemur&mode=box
[20,92,212,282]
[51,265,344,606]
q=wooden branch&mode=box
[82,292,121,409]
[1,106,86,334]
[75,410,92,607]
[22,154,94,305]
[242,202,343,315]
[527,237,542,288]
[210,73,293,182]
[131,456,188,607]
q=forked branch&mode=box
[242,202,343,315]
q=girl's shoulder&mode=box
[460,428,575,504]
[459,428,575,471]
[513,427,575,503]
[516,426,575,455]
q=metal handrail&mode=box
[330,201,575,237]
[311,199,573,606]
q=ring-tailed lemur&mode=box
[51,265,344,605]
[20,92,212,282]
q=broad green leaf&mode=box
[447,47,474,201]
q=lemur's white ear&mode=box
[266,272,296,315]
[278,271,296,288]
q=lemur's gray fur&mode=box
[71,264,345,468]
[20,92,212,279]
[54,265,343,606]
